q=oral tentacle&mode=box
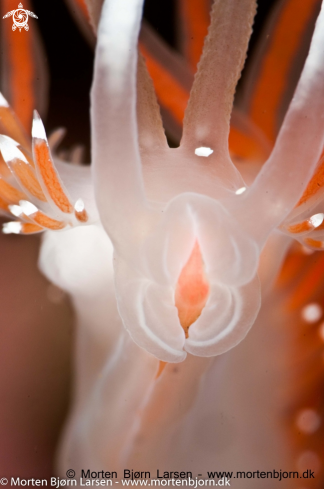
[91,0,153,253]
[240,1,324,248]
[181,0,256,170]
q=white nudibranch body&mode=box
[90,0,324,362]
[2,0,324,365]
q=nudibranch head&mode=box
[0,96,95,235]
[113,192,261,362]
[90,0,324,362]
[3,0,324,364]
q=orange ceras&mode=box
[33,139,73,214]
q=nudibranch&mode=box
[0,94,96,234]
[90,0,324,363]
[2,0,324,368]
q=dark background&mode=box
[32,0,277,160]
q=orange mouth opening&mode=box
[175,241,210,338]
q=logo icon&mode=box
[3,3,38,32]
